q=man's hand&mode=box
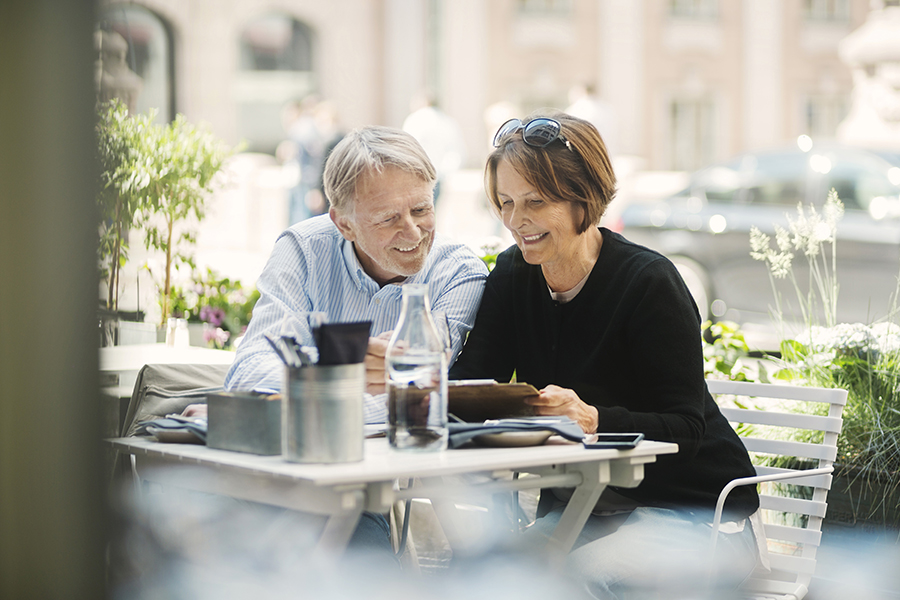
[181,403,208,418]
[526,384,599,434]
[364,331,393,395]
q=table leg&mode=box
[316,495,365,555]
[422,477,471,552]
[544,460,610,565]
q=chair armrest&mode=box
[709,466,834,548]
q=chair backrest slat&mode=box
[720,407,843,433]
[754,466,833,489]
[763,523,823,546]
[741,438,837,462]
[707,380,847,405]
[759,494,828,518]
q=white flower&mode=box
[749,226,793,278]
[749,226,770,255]
[829,323,874,352]
[796,323,875,353]
[795,325,832,351]
[769,252,793,278]
[872,322,900,354]
[824,188,845,226]
[774,225,792,253]
[786,198,841,259]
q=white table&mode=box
[100,343,236,398]
[109,436,678,564]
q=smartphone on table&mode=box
[582,432,644,449]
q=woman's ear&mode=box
[570,200,588,233]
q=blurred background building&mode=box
[95,0,885,168]
[93,0,900,312]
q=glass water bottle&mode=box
[386,284,448,451]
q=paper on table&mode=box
[448,380,540,422]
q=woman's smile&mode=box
[520,232,548,244]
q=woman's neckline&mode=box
[541,227,604,293]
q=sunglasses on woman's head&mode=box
[492,118,568,149]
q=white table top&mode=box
[100,343,235,397]
[109,435,678,487]
[100,343,236,371]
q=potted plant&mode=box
[167,267,260,349]
[96,99,155,342]
[748,190,900,536]
[96,99,236,335]
[131,112,233,326]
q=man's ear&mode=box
[330,207,357,242]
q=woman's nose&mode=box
[506,203,525,229]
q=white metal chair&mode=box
[706,379,848,600]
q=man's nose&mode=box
[397,212,419,238]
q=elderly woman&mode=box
[450,112,760,597]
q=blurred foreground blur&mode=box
[106,469,900,600]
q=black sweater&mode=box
[450,229,759,520]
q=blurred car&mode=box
[619,143,900,335]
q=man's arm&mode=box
[426,241,490,367]
[225,233,315,393]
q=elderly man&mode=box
[215,126,487,563]
[224,125,487,418]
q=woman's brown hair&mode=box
[484,110,616,233]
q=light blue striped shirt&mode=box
[224,214,489,423]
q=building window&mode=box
[97,5,174,123]
[669,0,718,19]
[803,0,850,22]
[804,94,849,139]
[516,0,573,15]
[239,14,313,72]
[671,98,716,171]
[235,13,317,154]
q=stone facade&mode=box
[97,0,873,171]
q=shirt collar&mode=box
[341,238,368,290]
[340,238,426,291]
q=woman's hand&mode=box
[526,384,599,434]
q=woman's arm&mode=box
[448,256,517,383]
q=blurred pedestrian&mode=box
[402,91,467,206]
[309,100,345,215]
[280,95,327,224]
[566,83,618,158]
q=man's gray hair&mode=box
[324,126,437,213]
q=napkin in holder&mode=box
[312,321,371,365]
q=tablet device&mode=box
[582,432,644,449]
